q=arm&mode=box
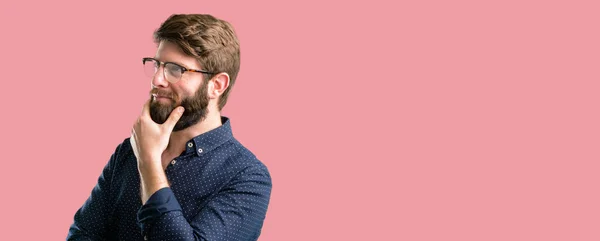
[67,147,119,241]
[130,102,272,239]
[137,165,272,241]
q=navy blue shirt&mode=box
[68,117,272,241]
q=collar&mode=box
[182,116,234,156]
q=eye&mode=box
[165,63,183,78]
[165,63,179,72]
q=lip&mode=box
[152,94,172,100]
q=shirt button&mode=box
[187,142,193,148]
[171,160,177,165]
[198,148,203,154]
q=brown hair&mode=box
[154,14,240,110]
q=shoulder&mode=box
[114,137,134,159]
[105,137,136,170]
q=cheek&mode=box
[176,87,199,103]
[168,83,188,100]
[179,76,205,97]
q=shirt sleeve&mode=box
[67,145,120,240]
[136,164,272,241]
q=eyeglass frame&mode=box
[142,57,215,83]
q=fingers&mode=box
[163,106,185,131]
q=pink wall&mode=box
[0,0,598,240]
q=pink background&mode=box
[1,0,599,240]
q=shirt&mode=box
[67,117,272,241]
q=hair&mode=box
[153,14,240,110]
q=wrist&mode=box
[137,160,169,204]
[141,180,169,204]
[137,153,161,168]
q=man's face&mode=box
[148,41,210,131]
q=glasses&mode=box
[143,57,214,84]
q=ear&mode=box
[208,73,230,99]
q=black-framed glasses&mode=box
[143,57,214,83]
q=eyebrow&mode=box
[154,57,192,69]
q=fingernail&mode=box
[178,107,185,113]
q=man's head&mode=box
[146,14,240,131]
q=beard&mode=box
[149,81,210,132]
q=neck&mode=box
[163,110,222,158]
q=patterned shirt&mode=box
[67,117,272,241]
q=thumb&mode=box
[164,106,185,130]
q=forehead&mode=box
[155,41,201,69]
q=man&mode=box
[68,14,272,241]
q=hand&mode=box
[130,99,185,167]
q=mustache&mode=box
[150,88,178,100]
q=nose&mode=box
[151,65,169,88]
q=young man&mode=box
[68,14,272,241]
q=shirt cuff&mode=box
[137,187,182,230]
